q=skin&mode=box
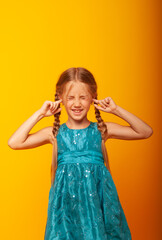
[93,97,153,140]
[8,81,153,150]
[59,81,94,129]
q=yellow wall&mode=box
[1,0,161,239]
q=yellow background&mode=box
[1,0,161,239]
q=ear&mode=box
[58,94,64,105]
[91,96,95,104]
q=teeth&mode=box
[73,110,82,112]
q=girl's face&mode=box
[60,81,93,122]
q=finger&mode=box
[94,104,110,113]
[105,97,111,103]
[92,99,99,103]
[54,107,62,114]
[94,104,105,111]
[50,102,53,110]
[50,99,61,109]
[55,101,61,110]
[52,102,56,110]
[56,99,62,103]
[99,100,106,109]
[55,100,62,107]
[103,99,109,106]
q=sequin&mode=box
[44,121,132,240]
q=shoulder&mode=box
[94,121,113,142]
[90,121,97,128]
[90,121,107,141]
[46,124,65,145]
[104,122,112,139]
[104,121,126,141]
[42,126,54,145]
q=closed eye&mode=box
[67,96,74,100]
[80,95,88,99]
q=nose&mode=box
[74,99,81,107]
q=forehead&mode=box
[63,81,90,96]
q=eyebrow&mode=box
[67,94,88,97]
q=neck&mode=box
[66,118,90,129]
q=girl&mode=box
[8,67,153,240]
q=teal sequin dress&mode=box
[44,121,132,240]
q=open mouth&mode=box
[71,109,83,114]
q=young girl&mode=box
[8,67,153,240]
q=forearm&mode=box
[8,110,44,145]
[112,105,153,135]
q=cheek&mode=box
[66,100,73,108]
[82,100,91,108]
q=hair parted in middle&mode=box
[52,67,108,140]
[51,67,112,185]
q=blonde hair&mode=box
[51,67,112,185]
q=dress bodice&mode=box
[56,121,105,167]
[45,121,132,240]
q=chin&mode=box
[71,113,87,121]
[72,115,84,120]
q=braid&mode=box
[94,95,108,140]
[52,92,61,138]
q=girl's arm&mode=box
[93,97,153,141]
[8,100,62,150]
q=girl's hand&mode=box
[38,99,62,117]
[92,97,117,113]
